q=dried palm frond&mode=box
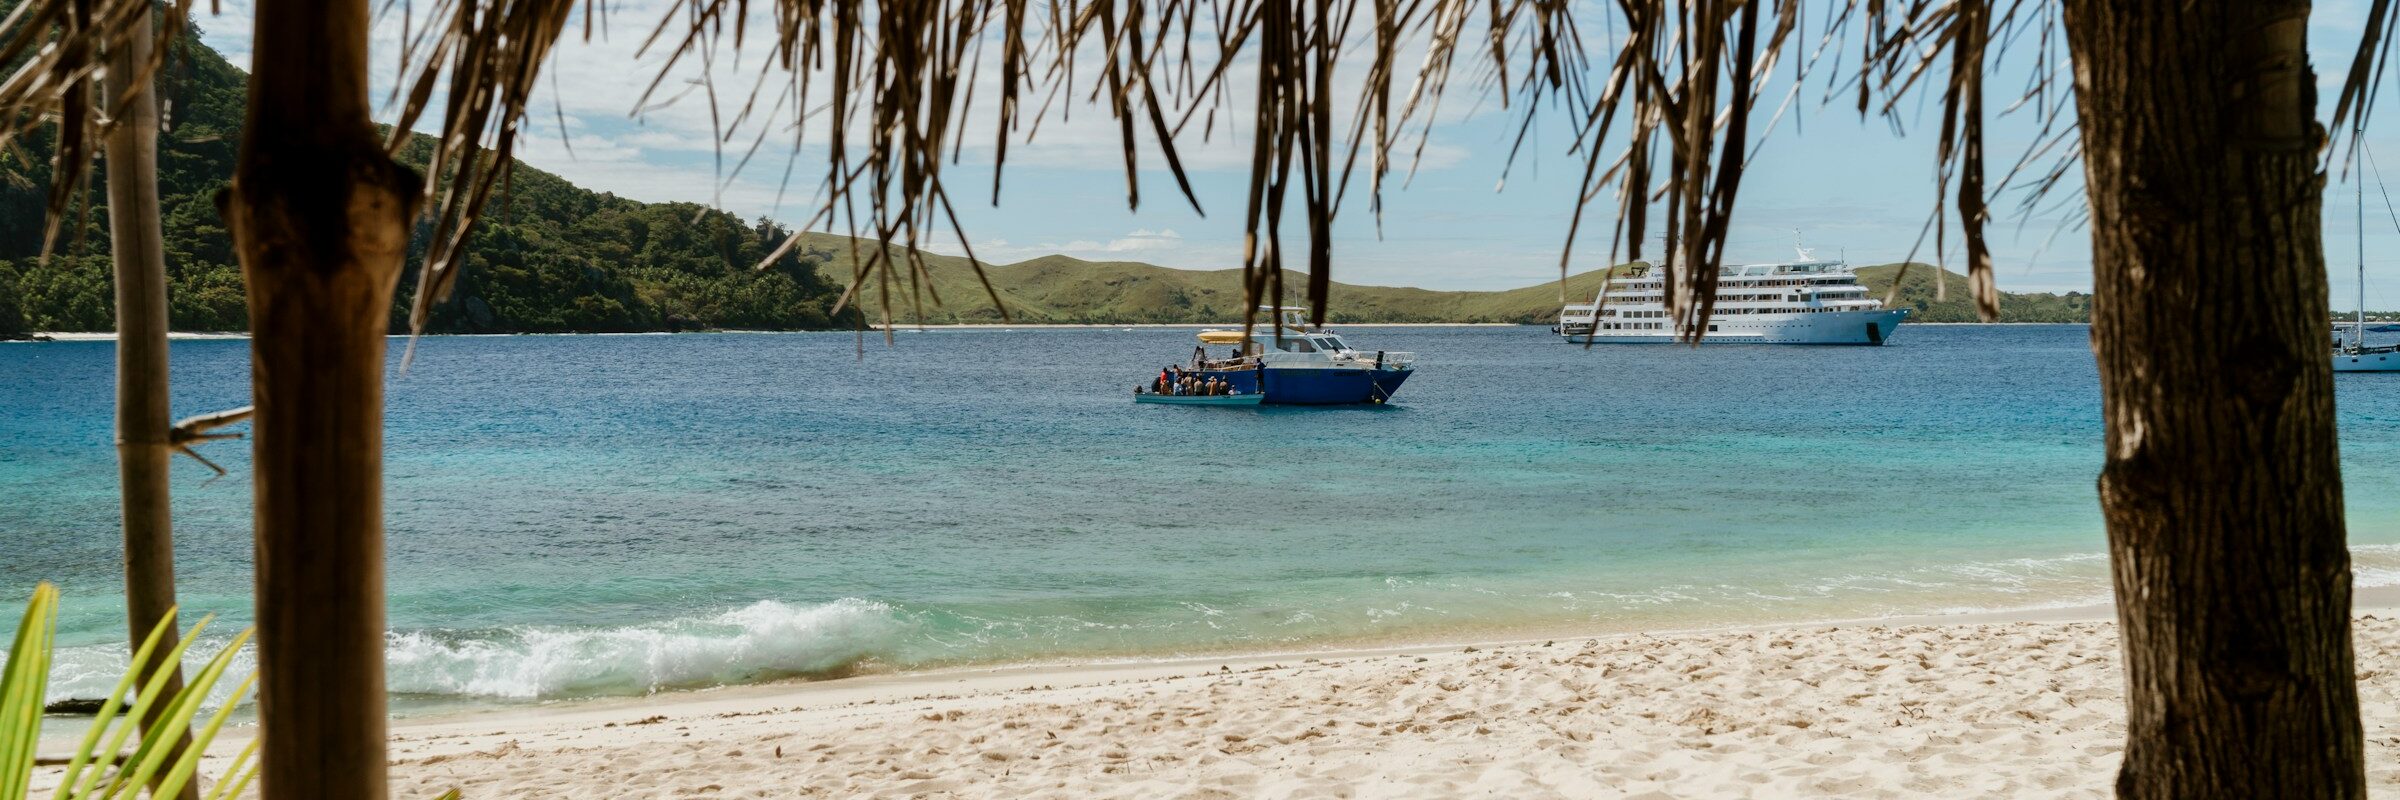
[591,0,2024,342]
[0,0,194,258]
[382,0,583,336]
[10,0,2386,341]
[2336,0,2400,159]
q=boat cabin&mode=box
[1197,329,1355,356]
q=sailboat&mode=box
[2336,128,2400,372]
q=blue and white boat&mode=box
[1150,310,1415,405]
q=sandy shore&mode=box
[68,602,2385,799]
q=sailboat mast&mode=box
[2360,120,2369,343]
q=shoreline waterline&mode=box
[375,582,2400,727]
[49,589,2396,768]
[45,582,2390,741]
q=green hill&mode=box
[828,248,2096,325]
[0,25,854,336]
[1856,264,2093,323]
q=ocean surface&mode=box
[5,324,2400,710]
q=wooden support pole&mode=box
[224,2,422,797]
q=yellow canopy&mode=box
[1196,330,1249,345]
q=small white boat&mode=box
[2335,133,2400,373]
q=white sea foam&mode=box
[30,545,2387,709]
[43,598,910,706]
[384,598,907,699]
[2355,544,2400,588]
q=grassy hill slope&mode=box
[823,245,2096,325]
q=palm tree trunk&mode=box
[101,15,199,800]
[2061,1,2365,796]
[222,2,421,797]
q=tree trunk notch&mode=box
[224,2,423,798]
[2063,1,2364,796]
[101,13,200,800]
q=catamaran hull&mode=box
[1559,308,1911,345]
[1197,366,1412,404]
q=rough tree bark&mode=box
[221,2,421,797]
[100,14,200,800]
[2061,1,2364,796]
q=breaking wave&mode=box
[45,598,913,705]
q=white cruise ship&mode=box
[1554,247,1910,345]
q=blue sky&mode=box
[189,1,2400,302]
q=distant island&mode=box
[812,239,2096,326]
[0,28,2096,338]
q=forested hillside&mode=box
[0,26,854,336]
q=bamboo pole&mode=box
[225,2,421,797]
[100,13,199,800]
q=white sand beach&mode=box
[83,602,2386,799]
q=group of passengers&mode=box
[1141,367,1236,396]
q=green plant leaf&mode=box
[70,615,215,799]
[50,608,177,799]
[0,583,59,800]
[101,626,250,799]
[197,739,256,800]
[147,671,254,800]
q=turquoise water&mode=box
[5,325,2400,708]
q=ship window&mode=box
[1280,338,1316,353]
[1320,336,1348,351]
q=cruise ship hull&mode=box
[1560,308,1911,345]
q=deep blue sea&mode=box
[5,325,2399,708]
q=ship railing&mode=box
[1253,351,1416,368]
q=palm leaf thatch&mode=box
[3,0,2396,335]
[0,0,2298,338]
[346,0,2058,340]
[0,0,193,258]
